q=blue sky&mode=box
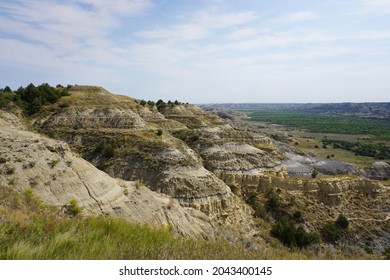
[1,0,390,103]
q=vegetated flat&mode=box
[247,110,390,139]
[220,103,390,168]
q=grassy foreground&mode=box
[1,185,306,260]
[1,185,380,260]
[0,185,251,259]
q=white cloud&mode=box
[137,10,258,41]
[361,0,390,13]
[0,0,152,51]
[0,0,154,74]
[225,27,259,40]
[137,24,209,41]
[194,10,258,29]
[286,11,318,22]
[75,0,153,17]
[0,38,121,86]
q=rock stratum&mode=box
[1,85,389,258]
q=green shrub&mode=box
[271,216,320,249]
[0,92,13,109]
[172,130,200,145]
[271,216,297,247]
[335,214,349,230]
[311,169,319,179]
[246,192,268,219]
[295,226,320,248]
[65,199,82,217]
[95,140,118,158]
[103,144,117,158]
[46,130,56,138]
[156,129,163,136]
[321,222,342,243]
[156,99,166,111]
[266,189,282,213]
[321,215,350,243]
[293,210,303,222]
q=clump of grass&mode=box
[8,178,16,186]
[64,199,82,217]
[49,159,60,168]
[58,101,70,108]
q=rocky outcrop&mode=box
[0,110,218,239]
[201,142,282,172]
[137,106,187,131]
[159,104,224,129]
[216,171,381,206]
[36,107,146,130]
[28,90,258,237]
[363,162,390,180]
[279,144,362,178]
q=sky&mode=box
[1,0,390,103]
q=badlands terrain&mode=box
[0,85,389,259]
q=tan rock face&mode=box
[201,142,282,172]
[33,95,233,210]
[2,100,257,241]
[159,104,224,129]
[36,107,146,129]
[0,111,217,239]
[215,170,381,205]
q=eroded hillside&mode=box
[1,85,389,259]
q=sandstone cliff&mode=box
[0,109,217,239]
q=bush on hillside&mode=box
[321,215,349,243]
[271,216,320,248]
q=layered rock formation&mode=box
[0,109,217,239]
[1,86,389,256]
[30,86,258,238]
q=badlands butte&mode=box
[0,85,389,259]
